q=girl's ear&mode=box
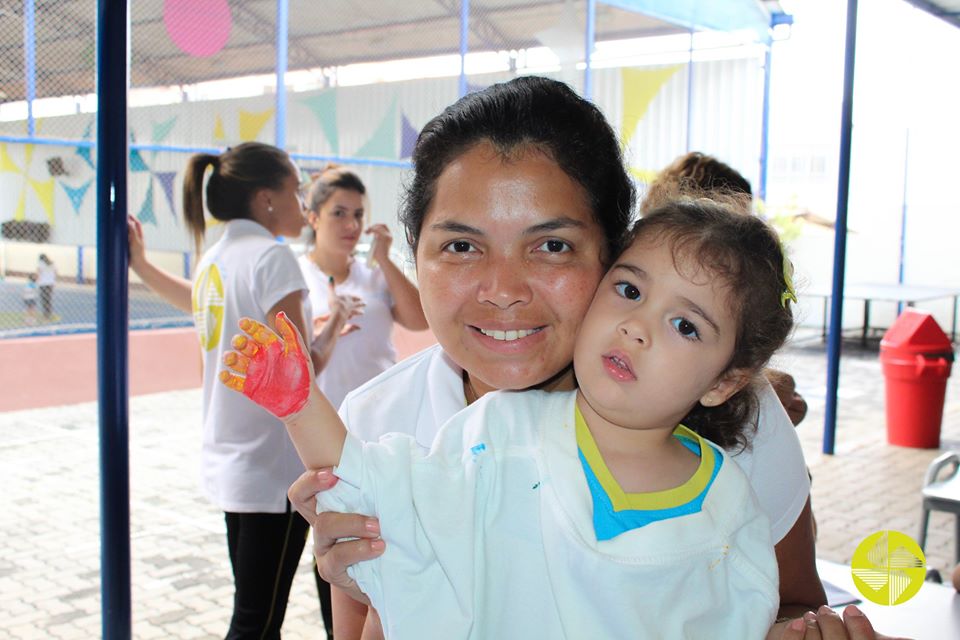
[700,369,752,407]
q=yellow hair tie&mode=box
[781,251,798,308]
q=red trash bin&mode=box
[879,309,954,448]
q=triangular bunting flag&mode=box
[356,99,397,159]
[213,114,227,142]
[29,178,56,224]
[62,179,93,214]
[76,145,95,169]
[155,171,178,220]
[0,143,21,173]
[239,109,275,141]
[14,188,26,221]
[152,116,178,144]
[620,66,682,148]
[130,148,149,172]
[302,91,339,155]
[138,180,157,225]
[400,113,419,159]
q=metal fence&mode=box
[0,0,776,339]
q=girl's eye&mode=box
[536,239,571,253]
[671,317,700,340]
[333,210,344,217]
[443,240,477,253]
[614,282,641,300]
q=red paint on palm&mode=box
[241,318,311,418]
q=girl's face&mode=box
[309,188,365,256]
[415,141,606,396]
[574,235,744,431]
[264,167,307,238]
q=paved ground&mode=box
[2,330,958,639]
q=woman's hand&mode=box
[366,223,393,267]
[774,605,905,640]
[127,215,147,272]
[288,469,385,604]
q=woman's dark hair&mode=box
[641,151,752,216]
[625,199,794,451]
[182,142,293,253]
[400,76,635,264]
[305,163,367,245]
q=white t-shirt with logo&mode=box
[192,219,310,513]
[297,256,396,410]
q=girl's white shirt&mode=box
[194,219,311,513]
[36,262,56,286]
[297,255,396,410]
[341,343,810,544]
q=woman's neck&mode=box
[462,365,577,406]
[309,247,351,282]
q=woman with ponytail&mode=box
[129,142,360,639]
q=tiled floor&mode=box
[1,332,957,638]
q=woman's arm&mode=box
[127,215,193,313]
[367,224,428,331]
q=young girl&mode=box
[220,198,796,638]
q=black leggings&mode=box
[39,285,53,318]
[224,503,332,639]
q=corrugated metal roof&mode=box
[0,0,783,101]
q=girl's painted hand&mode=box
[219,312,314,418]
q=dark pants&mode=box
[224,503,332,639]
[39,285,53,318]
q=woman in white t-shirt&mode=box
[298,165,427,411]
[295,165,427,629]
[128,142,361,639]
[290,78,883,639]
[36,253,56,319]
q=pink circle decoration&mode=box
[163,0,232,58]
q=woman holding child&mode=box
[274,77,884,638]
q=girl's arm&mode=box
[127,215,193,313]
[220,312,346,469]
[367,223,428,331]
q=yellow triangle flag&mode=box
[620,66,682,148]
[30,178,56,224]
[213,114,226,142]
[14,188,26,221]
[0,143,22,173]
[239,109,275,142]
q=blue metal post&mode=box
[183,251,191,279]
[685,29,694,151]
[275,0,289,149]
[898,129,910,291]
[96,0,131,637]
[758,45,773,203]
[24,0,37,137]
[459,0,469,97]
[823,0,859,456]
[584,0,596,101]
[77,246,84,284]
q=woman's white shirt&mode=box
[193,219,310,513]
[298,256,396,410]
[37,262,56,286]
[341,343,810,543]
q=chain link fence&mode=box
[1,0,773,339]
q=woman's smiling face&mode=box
[414,141,606,396]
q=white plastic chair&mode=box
[919,451,960,564]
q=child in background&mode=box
[220,198,797,639]
[22,273,38,325]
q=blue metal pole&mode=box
[275,0,289,149]
[459,0,469,97]
[183,251,191,279]
[685,29,694,151]
[584,0,596,101]
[758,45,773,203]
[898,129,910,289]
[96,0,131,637]
[77,246,84,284]
[24,0,37,137]
[823,0,859,456]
